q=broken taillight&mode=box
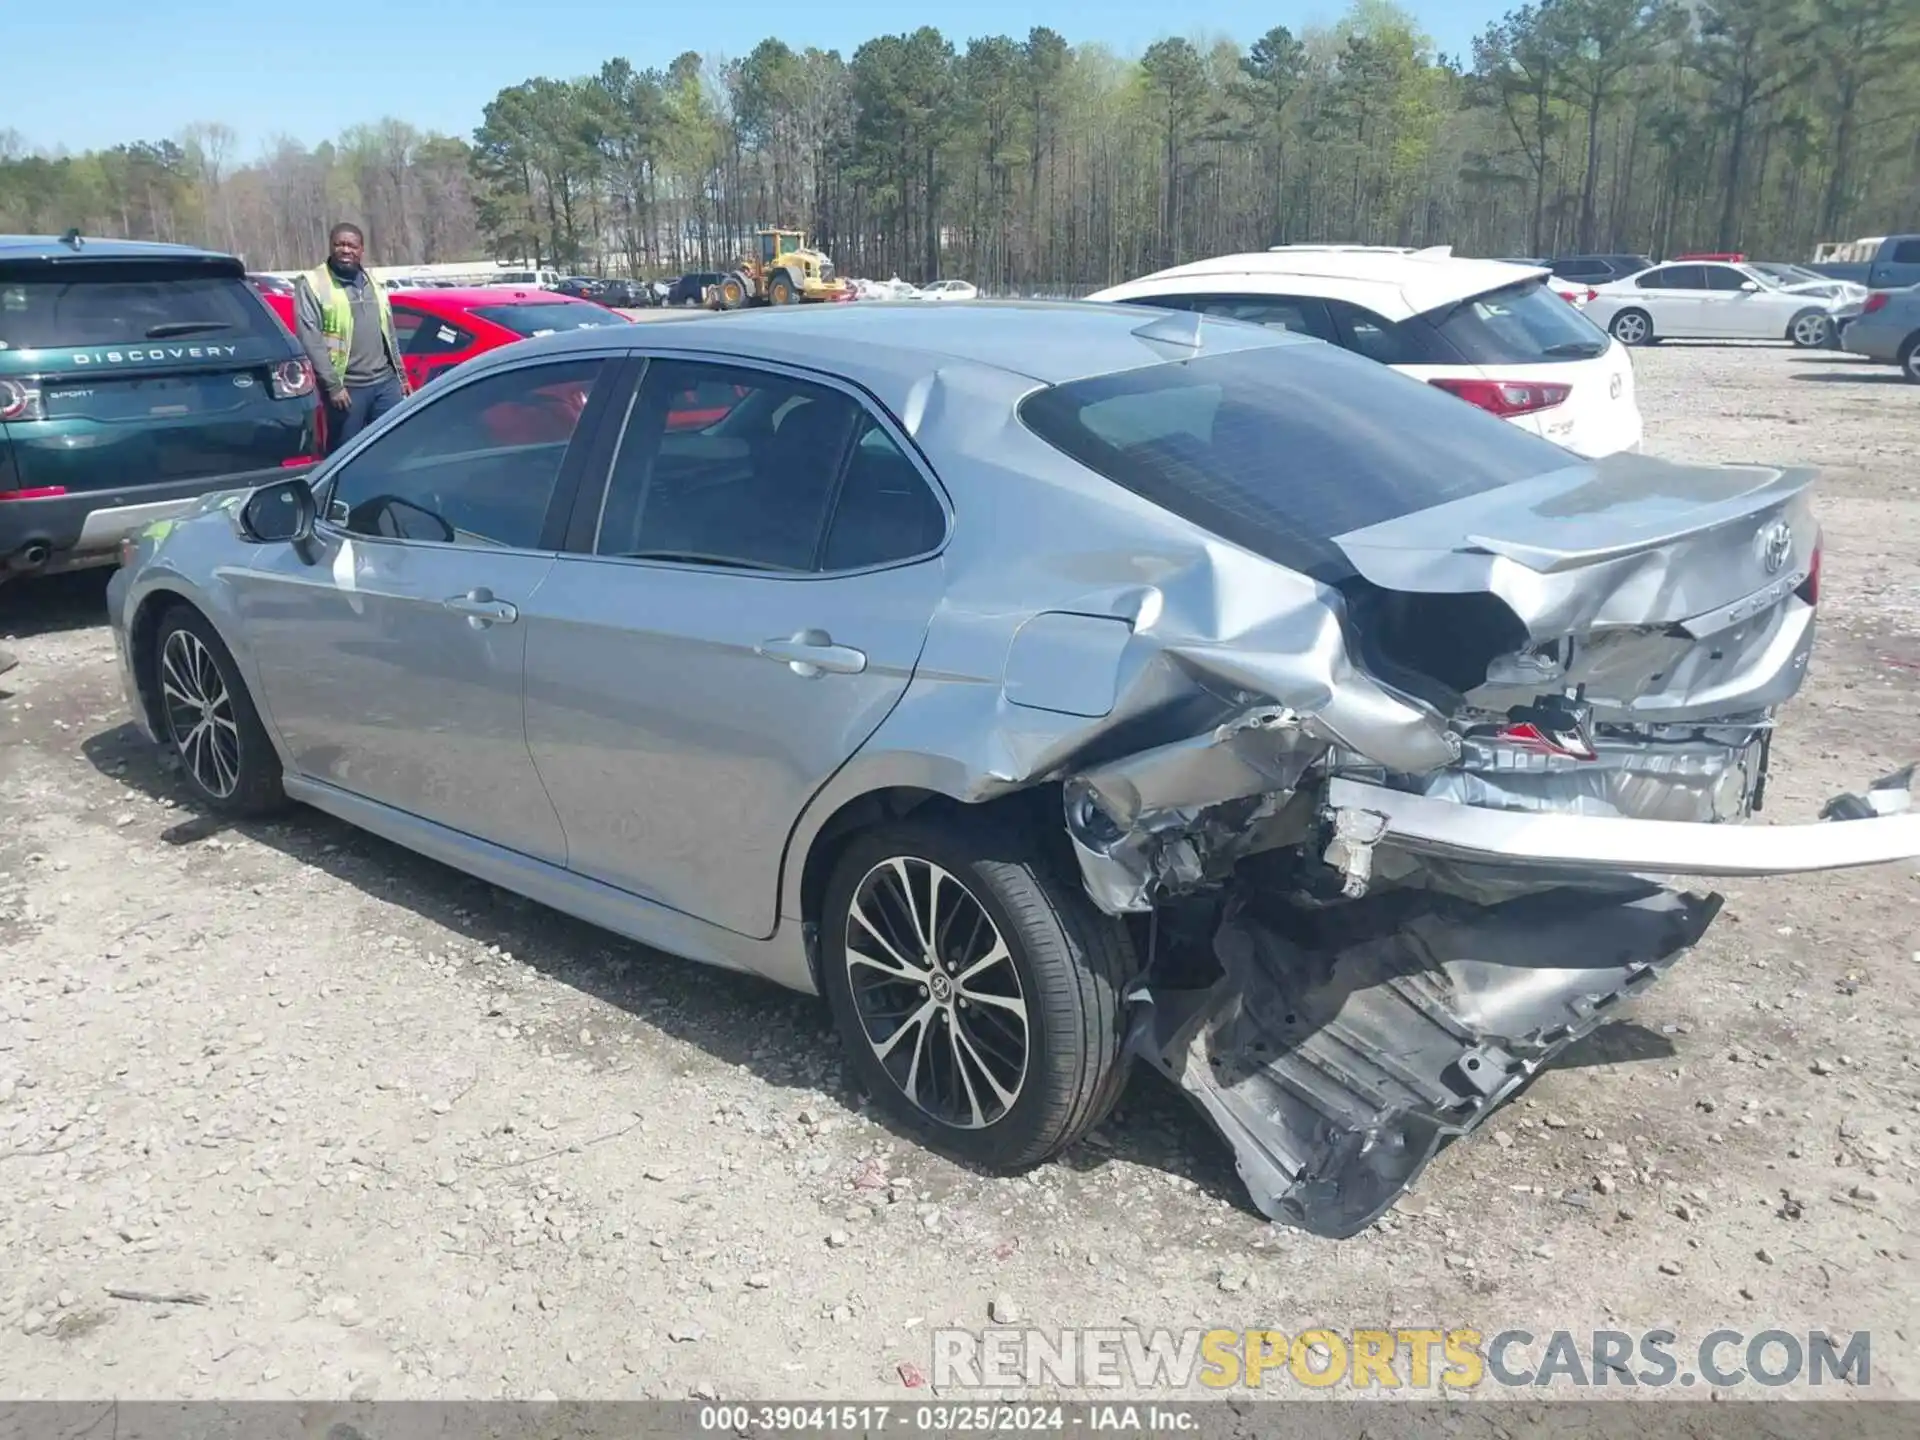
[1493,721,1598,760]
[1428,377,1571,417]
[1796,532,1822,606]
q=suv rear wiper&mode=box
[144,321,233,338]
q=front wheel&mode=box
[1899,335,1920,385]
[1789,309,1833,349]
[152,605,286,817]
[1609,308,1653,346]
[819,817,1136,1172]
[715,275,749,310]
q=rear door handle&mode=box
[443,587,518,626]
[755,630,867,677]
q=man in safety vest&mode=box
[293,222,409,454]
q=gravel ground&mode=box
[1,343,1916,1403]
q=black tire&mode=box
[819,815,1136,1172]
[1900,334,1920,385]
[1609,308,1653,346]
[1788,308,1833,349]
[767,272,797,306]
[151,604,286,817]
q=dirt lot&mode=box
[1,343,1916,1404]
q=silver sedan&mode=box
[1839,283,1920,382]
[106,301,1920,1235]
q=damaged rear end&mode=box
[1018,337,1920,1236]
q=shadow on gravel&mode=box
[78,718,1252,1213]
[0,569,112,640]
[1790,370,1909,385]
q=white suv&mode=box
[1088,245,1643,458]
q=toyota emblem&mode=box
[1757,521,1793,575]
[1609,374,1623,400]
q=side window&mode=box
[1635,268,1672,289]
[1552,260,1602,281]
[1887,239,1920,265]
[396,308,475,356]
[1664,265,1709,290]
[1184,294,1337,341]
[1704,266,1750,291]
[1323,299,1421,364]
[821,419,946,570]
[594,360,859,572]
[323,357,605,549]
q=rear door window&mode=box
[1137,293,1338,342]
[1323,299,1435,364]
[0,264,283,349]
[1888,239,1920,265]
[1017,343,1572,581]
[1424,279,1611,363]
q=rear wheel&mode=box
[151,605,286,817]
[1788,309,1833,349]
[1609,308,1653,346]
[819,816,1135,1172]
[1900,335,1920,385]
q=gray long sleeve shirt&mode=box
[293,264,398,390]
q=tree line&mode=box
[3,0,1916,288]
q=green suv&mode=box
[1,233,321,584]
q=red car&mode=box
[385,287,630,391]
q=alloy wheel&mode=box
[160,628,241,799]
[1792,313,1831,347]
[1612,312,1648,345]
[843,856,1030,1130]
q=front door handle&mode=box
[444,587,519,626]
[755,629,867,678]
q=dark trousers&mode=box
[324,373,404,455]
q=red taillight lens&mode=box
[0,485,68,501]
[1796,533,1822,606]
[1861,292,1889,315]
[1585,288,1598,303]
[0,378,44,422]
[1429,377,1571,417]
[270,359,314,399]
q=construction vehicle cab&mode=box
[709,228,850,309]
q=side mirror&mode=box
[236,477,316,544]
[1739,280,1760,292]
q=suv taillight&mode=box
[1861,292,1889,315]
[0,378,44,422]
[271,359,314,400]
[1429,377,1571,417]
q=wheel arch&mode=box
[127,585,205,738]
[787,774,1069,990]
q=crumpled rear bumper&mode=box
[1131,886,1718,1238]
[1131,765,1920,1238]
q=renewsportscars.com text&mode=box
[932,1327,1871,1390]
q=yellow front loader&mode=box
[707,229,852,308]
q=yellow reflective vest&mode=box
[301,263,402,386]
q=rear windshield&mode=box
[1017,343,1574,580]
[1425,278,1610,363]
[469,302,621,337]
[0,264,280,350]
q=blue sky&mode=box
[10,0,1500,157]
